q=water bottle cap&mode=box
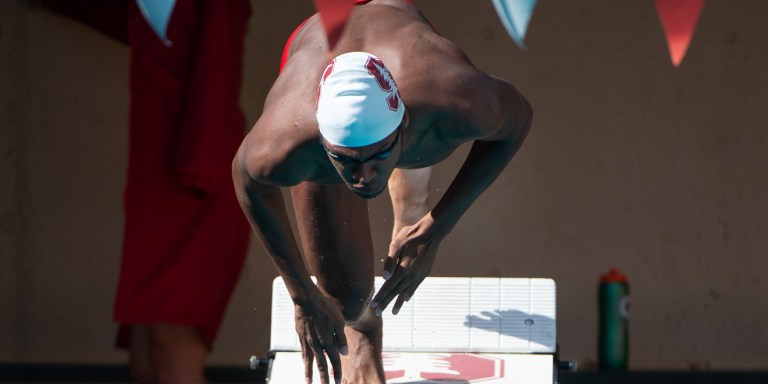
[601,267,628,283]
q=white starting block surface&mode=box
[268,277,557,383]
[270,351,553,383]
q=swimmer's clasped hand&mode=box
[372,213,443,316]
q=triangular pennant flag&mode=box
[135,0,177,46]
[655,0,705,67]
[312,0,356,51]
[492,0,538,50]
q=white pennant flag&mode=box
[492,0,538,50]
[135,0,177,46]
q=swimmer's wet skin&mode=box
[233,1,532,382]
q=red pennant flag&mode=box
[312,0,356,51]
[655,0,705,67]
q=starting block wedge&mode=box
[259,277,567,383]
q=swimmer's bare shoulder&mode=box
[395,30,531,147]
[234,111,340,191]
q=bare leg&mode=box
[388,167,432,237]
[149,324,208,384]
[127,323,207,384]
[340,309,383,384]
[291,182,385,384]
[128,325,152,384]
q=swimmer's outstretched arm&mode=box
[373,78,533,315]
[232,149,347,384]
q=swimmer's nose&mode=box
[351,163,377,184]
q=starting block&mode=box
[255,277,571,383]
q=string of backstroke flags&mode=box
[135,0,706,68]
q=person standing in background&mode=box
[113,1,251,382]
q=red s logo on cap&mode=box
[316,59,336,111]
[365,57,400,111]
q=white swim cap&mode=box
[316,52,404,148]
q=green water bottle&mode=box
[598,267,629,371]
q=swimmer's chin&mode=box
[349,186,386,199]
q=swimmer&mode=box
[232,1,532,383]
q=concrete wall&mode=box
[1,0,767,370]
